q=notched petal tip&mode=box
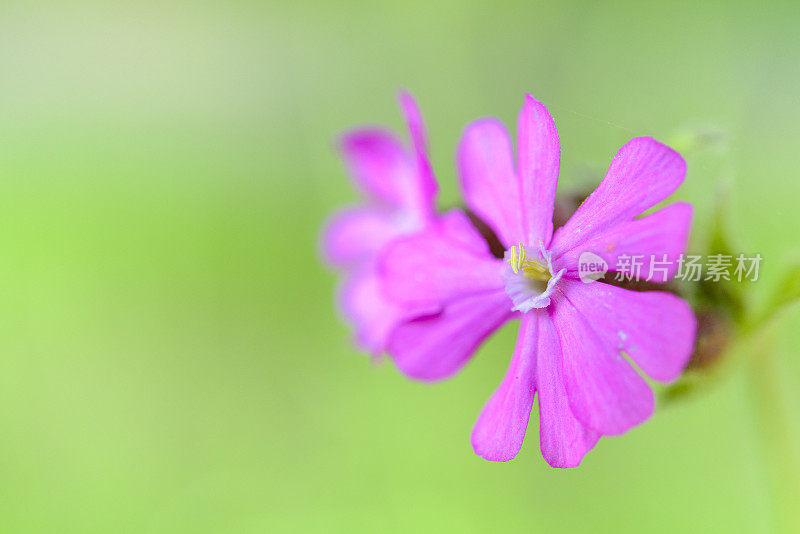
[470,315,538,463]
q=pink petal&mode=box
[457,118,525,247]
[551,288,655,435]
[321,207,399,267]
[339,267,409,354]
[472,310,600,466]
[471,313,538,462]
[555,202,693,283]
[557,279,697,382]
[551,137,687,256]
[339,129,425,215]
[378,211,505,308]
[517,95,560,247]
[398,90,429,154]
[398,91,437,218]
[387,290,513,381]
[536,311,600,467]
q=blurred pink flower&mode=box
[321,92,439,353]
[378,95,697,467]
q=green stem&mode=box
[746,327,800,533]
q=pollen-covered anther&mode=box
[507,243,551,282]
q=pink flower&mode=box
[321,92,439,353]
[378,95,697,467]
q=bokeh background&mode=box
[0,1,798,532]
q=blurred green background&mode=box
[0,0,798,532]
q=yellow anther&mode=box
[507,243,551,282]
[507,242,526,273]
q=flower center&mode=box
[507,242,552,283]
[503,243,565,313]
